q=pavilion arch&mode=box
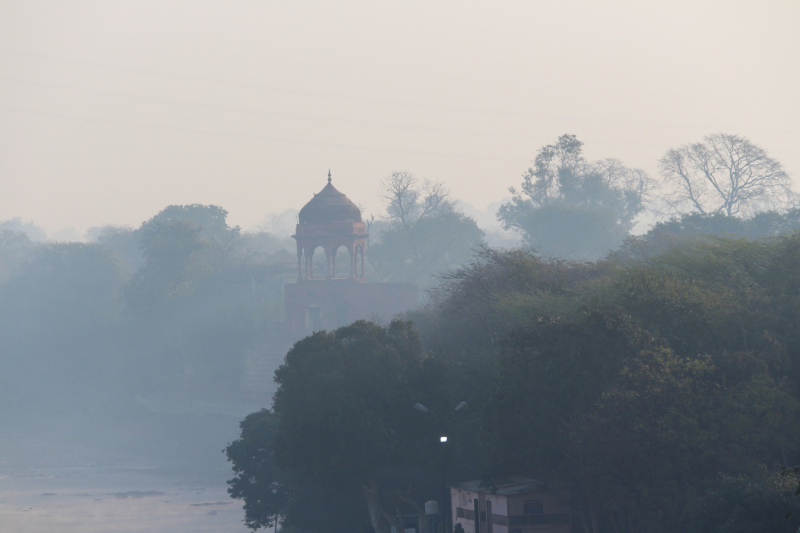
[355,244,365,279]
[333,245,351,279]
[292,172,368,284]
[309,245,329,279]
[285,172,419,341]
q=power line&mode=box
[0,48,545,117]
[0,105,530,162]
[0,77,554,142]
[16,19,539,92]
[7,80,796,156]
[5,47,791,134]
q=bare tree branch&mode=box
[659,133,794,217]
[380,171,452,263]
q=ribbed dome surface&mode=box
[298,179,362,224]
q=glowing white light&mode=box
[440,436,448,443]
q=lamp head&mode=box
[414,403,429,413]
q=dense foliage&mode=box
[228,321,449,532]
[497,134,655,259]
[230,233,800,533]
[369,207,484,288]
[422,237,800,533]
[0,204,293,412]
[369,171,485,288]
[5,171,800,533]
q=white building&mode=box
[450,478,570,533]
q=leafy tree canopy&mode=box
[370,207,484,288]
[142,204,231,234]
[0,242,124,409]
[412,239,800,533]
[370,171,484,288]
[498,134,655,259]
[0,217,48,242]
[229,320,449,533]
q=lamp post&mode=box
[414,402,467,533]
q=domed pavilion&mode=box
[293,170,367,282]
[284,171,418,340]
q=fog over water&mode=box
[2,2,800,532]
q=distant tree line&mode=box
[0,190,485,413]
[226,130,800,533]
[229,233,800,533]
[0,204,296,412]
[497,132,795,260]
[2,130,799,532]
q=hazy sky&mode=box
[1,0,799,237]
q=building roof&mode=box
[298,172,362,224]
[451,477,544,495]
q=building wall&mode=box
[451,487,482,533]
[487,493,509,533]
[241,321,292,403]
[284,281,418,341]
[451,487,570,533]
[506,492,570,533]
[452,488,511,533]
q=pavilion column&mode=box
[360,248,365,279]
[325,248,332,279]
[349,247,355,280]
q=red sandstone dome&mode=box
[298,173,362,224]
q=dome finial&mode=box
[327,169,332,183]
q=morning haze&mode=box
[1,1,798,236]
[2,2,800,533]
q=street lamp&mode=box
[413,402,467,533]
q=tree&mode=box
[413,234,800,532]
[144,204,230,234]
[0,217,47,242]
[475,307,799,533]
[232,320,448,533]
[0,242,125,409]
[423,247,604,351]
[370,171,484,287]
[562,347,800,533]
[128,203,256,310]
[498,134,654,259]
[141,204,247,272]
[659,133,794,217]
[686,467,800,533]
[87,225,144,274]
[128,219,210,311]
[479,308,652,480]
[226,408,374,532]
[0,230,36,282]
[370,208,484,287]
[504,203,628,259]
[226,409,293,531]
[381,171,450,234]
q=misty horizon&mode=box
[3,2,800,533]
[3,1,799,236]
